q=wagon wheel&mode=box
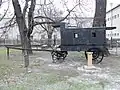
[85,48,104,64]
[62,51,68,60]
[51,51,68,63]
[51,51,59,63]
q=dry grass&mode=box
[0,48,120,90]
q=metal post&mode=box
[110,3,113,48]
[116,41,118,55]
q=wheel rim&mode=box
[92,49,99,60]
[62,51,68,59]
[93,51,103,64]
[51,51,67,63]
[85,48,104,64]
[51,51,58,63]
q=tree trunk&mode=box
[47,32,52,47]
[93,0,110,56]
[12,0,29,67]
[27,34,33,54]
[27,0,36,54]
[93,0,106,27]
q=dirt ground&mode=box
[0,47,120,90]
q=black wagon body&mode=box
[51,23,116,64]
[60,23,106,51]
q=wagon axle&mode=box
[51,48,104,64]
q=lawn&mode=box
[0,48,120,90]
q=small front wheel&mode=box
[51,51,68,63]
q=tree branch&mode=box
[0,15,16,29]
[34,16,55,22]
[28,0,36,36]
[12,0,27,32]
[58,3,80,22]
[34,21,55,26]
[23,0,29,19]
[0,0,10,22]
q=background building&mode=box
[106,4,120,40]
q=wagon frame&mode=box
[51,23,116,64]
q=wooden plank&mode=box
[5,46,53,52]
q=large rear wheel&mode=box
[85,48,104,64]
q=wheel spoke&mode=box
[85,48,104,64]
[51,51,68,63]
[94,53,103,64]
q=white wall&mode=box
[106,5,120,40]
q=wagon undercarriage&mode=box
[51,48,104,64]
[50,23,116,64]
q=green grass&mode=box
[0,71,105,90]
[0,49,118,90]
[69,51,85,59]
[0,64,12,79]
[67,81,103,90]
[0,48,18,55]
[0,49,6,54]
[0,48,23,79]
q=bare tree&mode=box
[12,0,36,67]
[34,0,81,47]
[12,0,29,67]
[36,4,63,47]
[12,0,36,55]
[11,0,90,67]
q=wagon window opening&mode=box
[92,32,96,37]
[74,33,78,38]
